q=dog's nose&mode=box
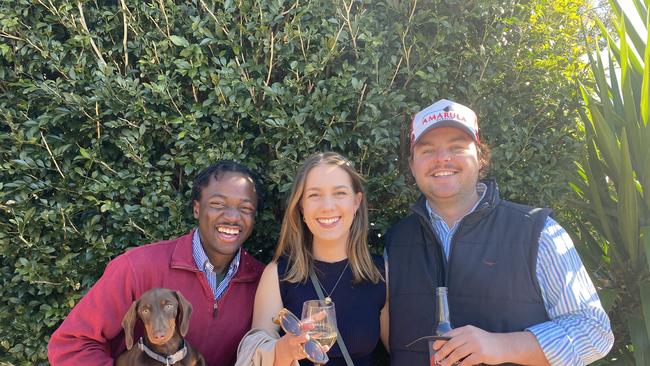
[152,330,168,341]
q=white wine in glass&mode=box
[310,330,337,348]
[301,300,337,364]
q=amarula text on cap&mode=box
[410,99,479,148]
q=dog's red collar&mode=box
[137,337,188,365]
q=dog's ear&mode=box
[174,290,193,337]
[121,300,138,350]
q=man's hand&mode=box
[432,326,550,366]
[432,325,503,366]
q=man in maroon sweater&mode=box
[48,161,265,366]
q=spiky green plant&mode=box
[572,0,649,364]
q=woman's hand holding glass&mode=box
[301,300,337,364]
[273,307,331,365]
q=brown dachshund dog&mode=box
[116,288,205,366]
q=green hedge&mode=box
[0,0,588,363]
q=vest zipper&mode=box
[445,225,460,287]
[445,201,490,287]
[213,301,218,317]
[415,214,446,287]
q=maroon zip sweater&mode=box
[48,230,264,366]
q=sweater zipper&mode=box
[212,277,244,318]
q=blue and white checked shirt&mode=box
[192,229,241,300]
[424,183,613,365]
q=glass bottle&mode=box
[429,287,454,366]
[435,287,453,339]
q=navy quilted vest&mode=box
[386,180,550,366]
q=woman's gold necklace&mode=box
[315,261,349,304]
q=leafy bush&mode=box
[0,0,588,363]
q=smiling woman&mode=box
[236,152,389,366]
[300,163,362,261]
[274,152,380,285]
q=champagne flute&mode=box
[301,300,337,365]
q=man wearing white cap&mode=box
[384,99,613,365]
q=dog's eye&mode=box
[165,304,174,310]
[141,309,149,314]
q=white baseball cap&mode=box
[410,99,479,148]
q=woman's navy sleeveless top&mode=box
[277,255,385,366]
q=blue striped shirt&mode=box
[192,229,241,300]
[425,183,613,365]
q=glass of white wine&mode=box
[301,300,337,365]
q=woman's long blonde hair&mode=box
[273,152,382,284]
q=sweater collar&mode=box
[192,229,241,277]
[169,229,261,282]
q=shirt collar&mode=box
[192,229,241,276]
[426,182,488,225]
